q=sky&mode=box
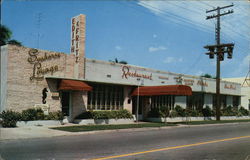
[2,0,250,78]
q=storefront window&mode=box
[87,83,124,110]
[187,92,204,110]
[233,96,240,107]
[151,95,174,110]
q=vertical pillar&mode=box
[70,14,86,79]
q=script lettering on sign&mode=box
[183,79,194,86]
[27,49,60,81]
[197,80,208,87]
[122,66,152,80]
[224,84,236,90]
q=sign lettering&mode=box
[27,49,60,81]
[122,66,152,80]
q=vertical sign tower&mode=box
[70,14,86,79]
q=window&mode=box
[187,92,204,110]
[87,83,124,110]
[151,95,174,110]
[233,96,240,107]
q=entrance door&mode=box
[61,92,70,116]
[132,96,144,121]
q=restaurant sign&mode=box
[122,66,153,80]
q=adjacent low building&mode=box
[0,14,242,122]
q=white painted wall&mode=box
[223,77,250,110]
[85,59,241,96]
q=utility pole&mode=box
[204,4,234,121]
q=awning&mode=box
[131,85,192,96]
[58,79,92,91]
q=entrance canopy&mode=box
[58,79,92,91]
[131,85,192,96]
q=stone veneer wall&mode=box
[3,45,81,112]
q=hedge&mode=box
[75,109,133,120]
[0,108,63,128]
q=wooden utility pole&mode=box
[205,4,234,121]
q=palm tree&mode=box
[0,25,11,46]
[0,24,22,46]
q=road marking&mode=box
[91,135,250,160]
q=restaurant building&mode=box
[0,14,242,122]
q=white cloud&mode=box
[163,57,175,63]
[137,1,250,42]
[149,46,167,52]
[195,70,205,76]
[163,57,183,64]
[115,45,122,50]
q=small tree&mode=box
[159,106,169,123]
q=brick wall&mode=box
[4,45,84,112]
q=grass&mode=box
[51,119,250,133]
[51,123,176,132]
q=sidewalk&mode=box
[0,123,82,141]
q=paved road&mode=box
[0,123,250,160]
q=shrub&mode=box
[202,106,214,117]
[21,108,45,121]
[75,111,93,119]
[75,109,133,120]
[0,110,21,127]
[45,111,64,120]
[147,108,161,118]
[185,109,203,117]
[159,106,169,118]
[169,110,178,118]
[175,105,186,117]
[221,106,238,116]
[238,107,249,116]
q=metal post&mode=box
[136,84,139,122]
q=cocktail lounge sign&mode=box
[27,48,60,80]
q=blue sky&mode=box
[3,0,250,78]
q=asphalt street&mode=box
[0,123,250,160]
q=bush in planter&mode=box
[221,106,238,116]
[238,107,249,116]
[202,106,214,117]
[45,111,64,120]
[159,106,169,118]
[185,109,203,117]
[114,109,133,119]
[75,109,133,120]
[147,108,161,118]
[0,110,21,127]
[21,108,45,121]
[175,105,186,117]
[169,110,178,118]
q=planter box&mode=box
[74,119,134,125]
[147,116,250,123]
[16,120,62,127]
